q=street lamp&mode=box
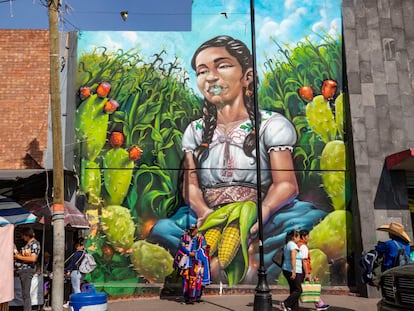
[120,11,128,21]
[249,1,273,310]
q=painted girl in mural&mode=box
[182,35,298,234]
[150,35,327,284]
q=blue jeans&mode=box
[17,267,35,311]
[70,270,84,294]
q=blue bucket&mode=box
[69,284,107,311]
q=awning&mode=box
[386,148,414,171]
[22,198,90,229]
[0,195,36,226]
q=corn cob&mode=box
[204,227,222,256]
[218,221,241,269]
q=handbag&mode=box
[272,246,284,267]
[300,281,321,303]
[173,249,189,269]
[178,254,189,269]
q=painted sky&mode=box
[2,0,341,93]
[77,0,342,92]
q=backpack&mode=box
[78,251,97,274]
[359,249,381,285]
[272,246,284,268]
[392,240,410,267]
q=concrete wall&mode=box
[343,0,414,297]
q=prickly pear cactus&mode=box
[320,140,346,210]
[75,94,109,161]
[80,159,101,199]
[101,205,135,250]
[103,148,134,205]
[335,93,344,140]
[308,210,353,260]
[130,240,174,283]
[305,95,337,143]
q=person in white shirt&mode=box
[298,229,329,311]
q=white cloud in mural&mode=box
[258,7,308,44]
[121,32,139,44]
[285,0,312,11]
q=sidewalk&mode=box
[107,294,380,311]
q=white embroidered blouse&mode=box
[182,110,297,191]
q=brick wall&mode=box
[0,30,50,169]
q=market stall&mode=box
[0,195,36,311]
[9,198,90,309]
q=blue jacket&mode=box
[375,238,410,270]
[65,250,85,272]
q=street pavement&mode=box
[107,294,380,311]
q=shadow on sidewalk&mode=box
[244,300,358,311]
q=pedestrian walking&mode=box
[298,229,329,311]
[281,230,302,311]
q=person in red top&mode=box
[298,229,329,311]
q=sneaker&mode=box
[280,302,291,311]
[316,304,330,311]
[63,302,69,308]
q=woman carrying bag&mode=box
[64,238,86,294]
[298,229,329,311]
[280,230,302,311]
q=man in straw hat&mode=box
[375,221,411,271]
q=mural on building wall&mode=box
[74,0,350,296]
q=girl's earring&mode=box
[245,89,253,97]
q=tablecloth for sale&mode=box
[0,225,14,304]
[9,274,44,306]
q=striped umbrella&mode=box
[0,195,36,226]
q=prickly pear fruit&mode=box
[103,148,134,205]
[130,240,174,283]
[80,159,101,199]
[306,95,337,143]
[320,140,346,210]
[96,82,111,98]
[101,205,135,250]
[299,86,314,102]
[321,79,337,100]
[75,93,109,161]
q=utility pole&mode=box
[49,1,65,310]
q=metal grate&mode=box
[407,171,414,188]
[399,277,414,289]
[400,292,414,305]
